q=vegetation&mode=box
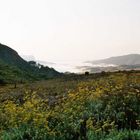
[0,43,62,84]
[0,71,140,139]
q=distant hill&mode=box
[0,43,61,83]
[78,54,140,73]
[88,54,140,65]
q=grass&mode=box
[0,71,140,140]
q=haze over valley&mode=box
[1,0,140,69]
[22,53,140,73]
[0,0,140,139]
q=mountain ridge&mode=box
[0,43,61,83]
[86,54,140,65]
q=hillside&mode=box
[79,54,140,73]
[88,54,140,65]
[0,43,61,83]
[0,43,28,67]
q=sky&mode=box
[0,0,140,72]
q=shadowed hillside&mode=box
[0,43,61,83]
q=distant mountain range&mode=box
[78,54,140,73]
[0,43,61,83]
[87,54,140,65]
[0,43,139,81]
[22,53,140,73]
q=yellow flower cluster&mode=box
[0,72,140,139]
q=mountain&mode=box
[0,44,28,67]
[77,54,140,73]
[0,43,61,83]
[87,54,140,65]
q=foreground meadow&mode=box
[0,71,140,140]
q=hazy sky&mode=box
[0,0,140,63]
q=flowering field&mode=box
[0,71,140,140]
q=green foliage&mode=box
[0,71,140,139]
[87,130,140,140]
[0,58,61,83]
[0,43,62,83]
